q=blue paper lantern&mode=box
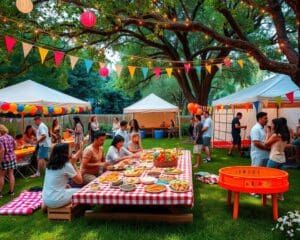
[48,106,54,113]
[17,104,24,112]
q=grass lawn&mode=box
[0,138,299,240]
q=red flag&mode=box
[4,36,17,54]
[223,58,231,68]
[153,67,161,78]
[54,51,65,67]
[184,63,191,73]
[286,91,294,103]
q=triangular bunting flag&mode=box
[84,59,93,73]
[128,66,136,78]
[69,55,79,70]
[54,51,65,67]
[223,58,231,68]
[22,42,33,58]
[216,64,222,72]
[4,36,17,54]
[285,91,294,103]
[248,56,255,64]
[274,96,282,107]
[153,67,161,78]
[184,63,191,74]
[205,64,212,74]
[237,59,244,68]
[115,64,123,77]
[195,66,201,77]
[253,101,260,112]
[99,62,106,68]
[142,67,149,79]
[245,103,250,112]
[263,99,269,108]
[225,105,229,112]
[38,47,49,64]
[166,68,173,78]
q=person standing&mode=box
[250,112,269,166]
[193,115,204,168]
[50,119,61,144]
[112,117,120,137]
[115,120,129,148]
[0,125,17,197]
[80,131,110,184]
[31,116,51,178]
[228,112,247,156]
[68,116,84,152]
[88,116,99,143]
[202,111,213,162]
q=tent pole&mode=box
[178,111,182,139]
[22,114,25,133]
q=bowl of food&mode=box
[89,182,101,192]
[140,176,157,185]
[119,183,136,192]
[110,179,124,188]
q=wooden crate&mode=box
[47,204,84,221]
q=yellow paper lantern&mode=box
[43,106,49,115]
[16,0,33,14]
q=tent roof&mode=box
[0,80,91,108]
[212,74,300,106]
[124,93,179,113]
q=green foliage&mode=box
[99,123,112,133]
[5,122,19,137]
[180,123,191,136]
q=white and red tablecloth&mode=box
[72,150,194,208]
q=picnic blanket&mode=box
[194,171,219,184]
[0,191,42,215]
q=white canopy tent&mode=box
[124,93,181,137]
[212,74,300,144]
[0,80,91,108]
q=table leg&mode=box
[233,192,240,220]
[227,190,232,206]
[272,193,278,220]
[262,194,267,206]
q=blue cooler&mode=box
[140,130,145,139]
[154,130,164,139]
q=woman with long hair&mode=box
[129,119,143,148]
[68,116,84,152]
[42,143,82,210]
[168,119,176,138]
[265,118,290,201]
[23,125,37,145]
[88,116,99,143]
[50,119,61,144]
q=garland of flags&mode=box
[4,35,256,80]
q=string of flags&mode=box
[4,35,256,79]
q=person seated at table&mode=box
[42,143,83,210]
[127,132,143,153]
[15,134,30,150]
[106,135,137,165]
[23,125,37,145]
[168,119,176,138]
[115,120,129,148]
[80,131,110,185]
[50,119,61,144]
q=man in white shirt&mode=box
[250,112,269,166]
[115,120,129,147]
[202,111,213,162]
[31,116,51,178]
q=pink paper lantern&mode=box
[80,11,97,28]
[99,67,109,77]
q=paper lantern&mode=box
[48,107,54,114]
[17,104,24,112]
[79,107,84,113]
[80,11,97,28]
[29,105,37,115]
[61,107,66,115]
[196,108,202,115]
[54,107,62,115]
[187,103,195,113]
[75,107,80,113]
[193,104,200,114]
[1,102,10,112]
[36,106,43,114]
[16,0,33,14]
[9,103,17,112]
[24,105,30,113]
[99,67,109,77]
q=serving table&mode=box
[72,150,194,223]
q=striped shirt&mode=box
[0,134,16,162]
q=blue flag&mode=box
[195,66,201,77]
[142,67,149,79]
[84,59,93,73]
[253,101,260,112]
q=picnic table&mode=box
[72,150,194,223]
[15,146,36,161]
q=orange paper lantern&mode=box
[187,103,195,113]
[16,0,33,14]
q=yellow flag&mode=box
[274,96,282,107]
[262,99,269,108]
[22,42,33,58]
[248,56,255,64]
[205,64,212,74]
[69,55,79,69]
[166,68,173,78]
[237,59,244,68]
[128,66,136,78]
[115,64,123,77]
[38,47,49,64]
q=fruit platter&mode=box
[153,149,178,168]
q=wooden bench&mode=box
[47,204,84,221]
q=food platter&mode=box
[169,180,190,193]
[88,182,102,192]
[164,168,183,175]
[158,175,177,183]
[123,169,144,177]
[107,165,126,171]
[144,184,166,193]
[140,176,157,185]
[110,179,124,188]
[119,183,136,192]
[147,169,161,177]
[99,172,121,183]
[124,177,141,184]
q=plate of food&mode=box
[147,169,161,178]
[124,177,141,184]
[123,169,144,177]
[99,172,121,183]
[107,164,126,171]
[140,153,153,162]
[137,162,153,170]
[88,182,102,192]
[158,175,177,183]
[164,168,183,175]
[110,179,124,188]
[144,184,166,193]
[140,176,157,185]
[119,183,136,192]
[121,159,134,165]
[169,180,190,193]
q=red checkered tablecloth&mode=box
[72,150,194,208]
